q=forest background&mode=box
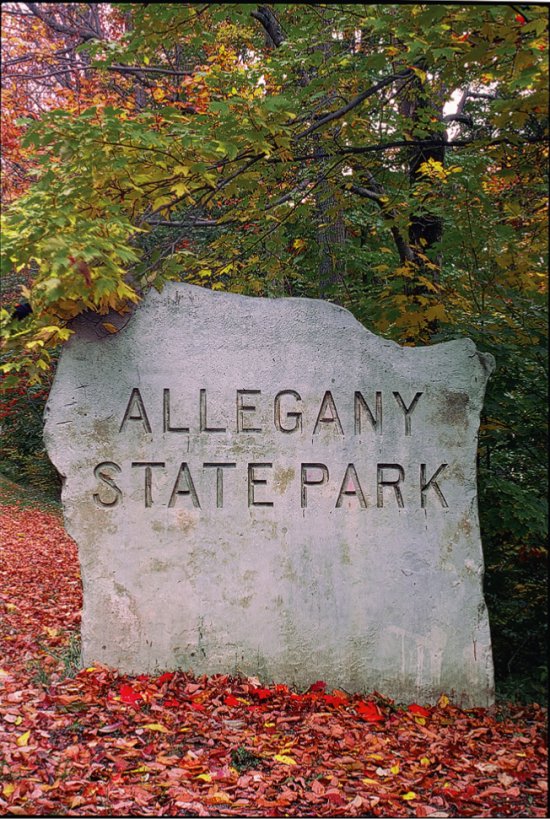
[0,2,548,705]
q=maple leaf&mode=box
[307,680,326,693]
[355,700,384,722]
[119,684,142,705]
[408,703,431,717]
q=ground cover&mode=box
[0,480,547,817]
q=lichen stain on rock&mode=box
[274,467,295,495]
[175,510,197,534]
[458,513,473,536]
[340,543,351,565]
[92,418,114,439]
[149,559,170,573]
[439,391,470,426]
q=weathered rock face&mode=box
[44,283,495,705]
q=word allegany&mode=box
[119,388,425,437]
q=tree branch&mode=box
[250,5,286,47]
[349,182,414,264]
[296,70,414,140]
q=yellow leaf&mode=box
[274,754,297,765]
[3,783,15,797]
[390,764,400,774]
[171,182,189,198]
[424,304,447,322]
[16,731,30,747]
[414,716,426,725]
[362,778,379,786]
[102,323,118,334]
[438,693,450,708]
[367,753,384,760]
[85,667,96,672]
[143,722,170,733]
[402,791,417,800]
[15,717,22,726]
[411,66,427,83]
[6,603,17,612]
[420,756,431,766]
[196,773,212,782]
[0,668,10,677]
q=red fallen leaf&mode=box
[157,672,174,684]
[356,700,384,722]
[164,699,181,707]
[251,687,273,700]
[224,695,239,707]
[307,680,326,693]
[408,703,431,717]
[119,684,142,705]
[323,694,347,707]
[325,788,345,805]
[190,702,206,711]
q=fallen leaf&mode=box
[274,754,297,765]
[16,731,30,747]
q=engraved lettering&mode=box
[237,390,262,433]
[204,462,236,508]
[393,391,423,436]
[119,388,151,433]
[274,390,302,433]
[420,463,449,508]
[301,463,329,508]
[168,462,201,508]
[313,391,344,435]
[354,391,382,435]
[248,462,273,506]
[336,463,367,508]
[131,461,165,507]
[93,461,122,507]
[163,388,189,433]
[200,389,226,433]
[377,463,405,508]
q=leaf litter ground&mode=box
[0,490,547,817]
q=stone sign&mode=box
[44,283,495,705]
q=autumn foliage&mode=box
[0,486,547,817]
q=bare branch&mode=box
[349,183,414,264]
[296,70,414,140]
